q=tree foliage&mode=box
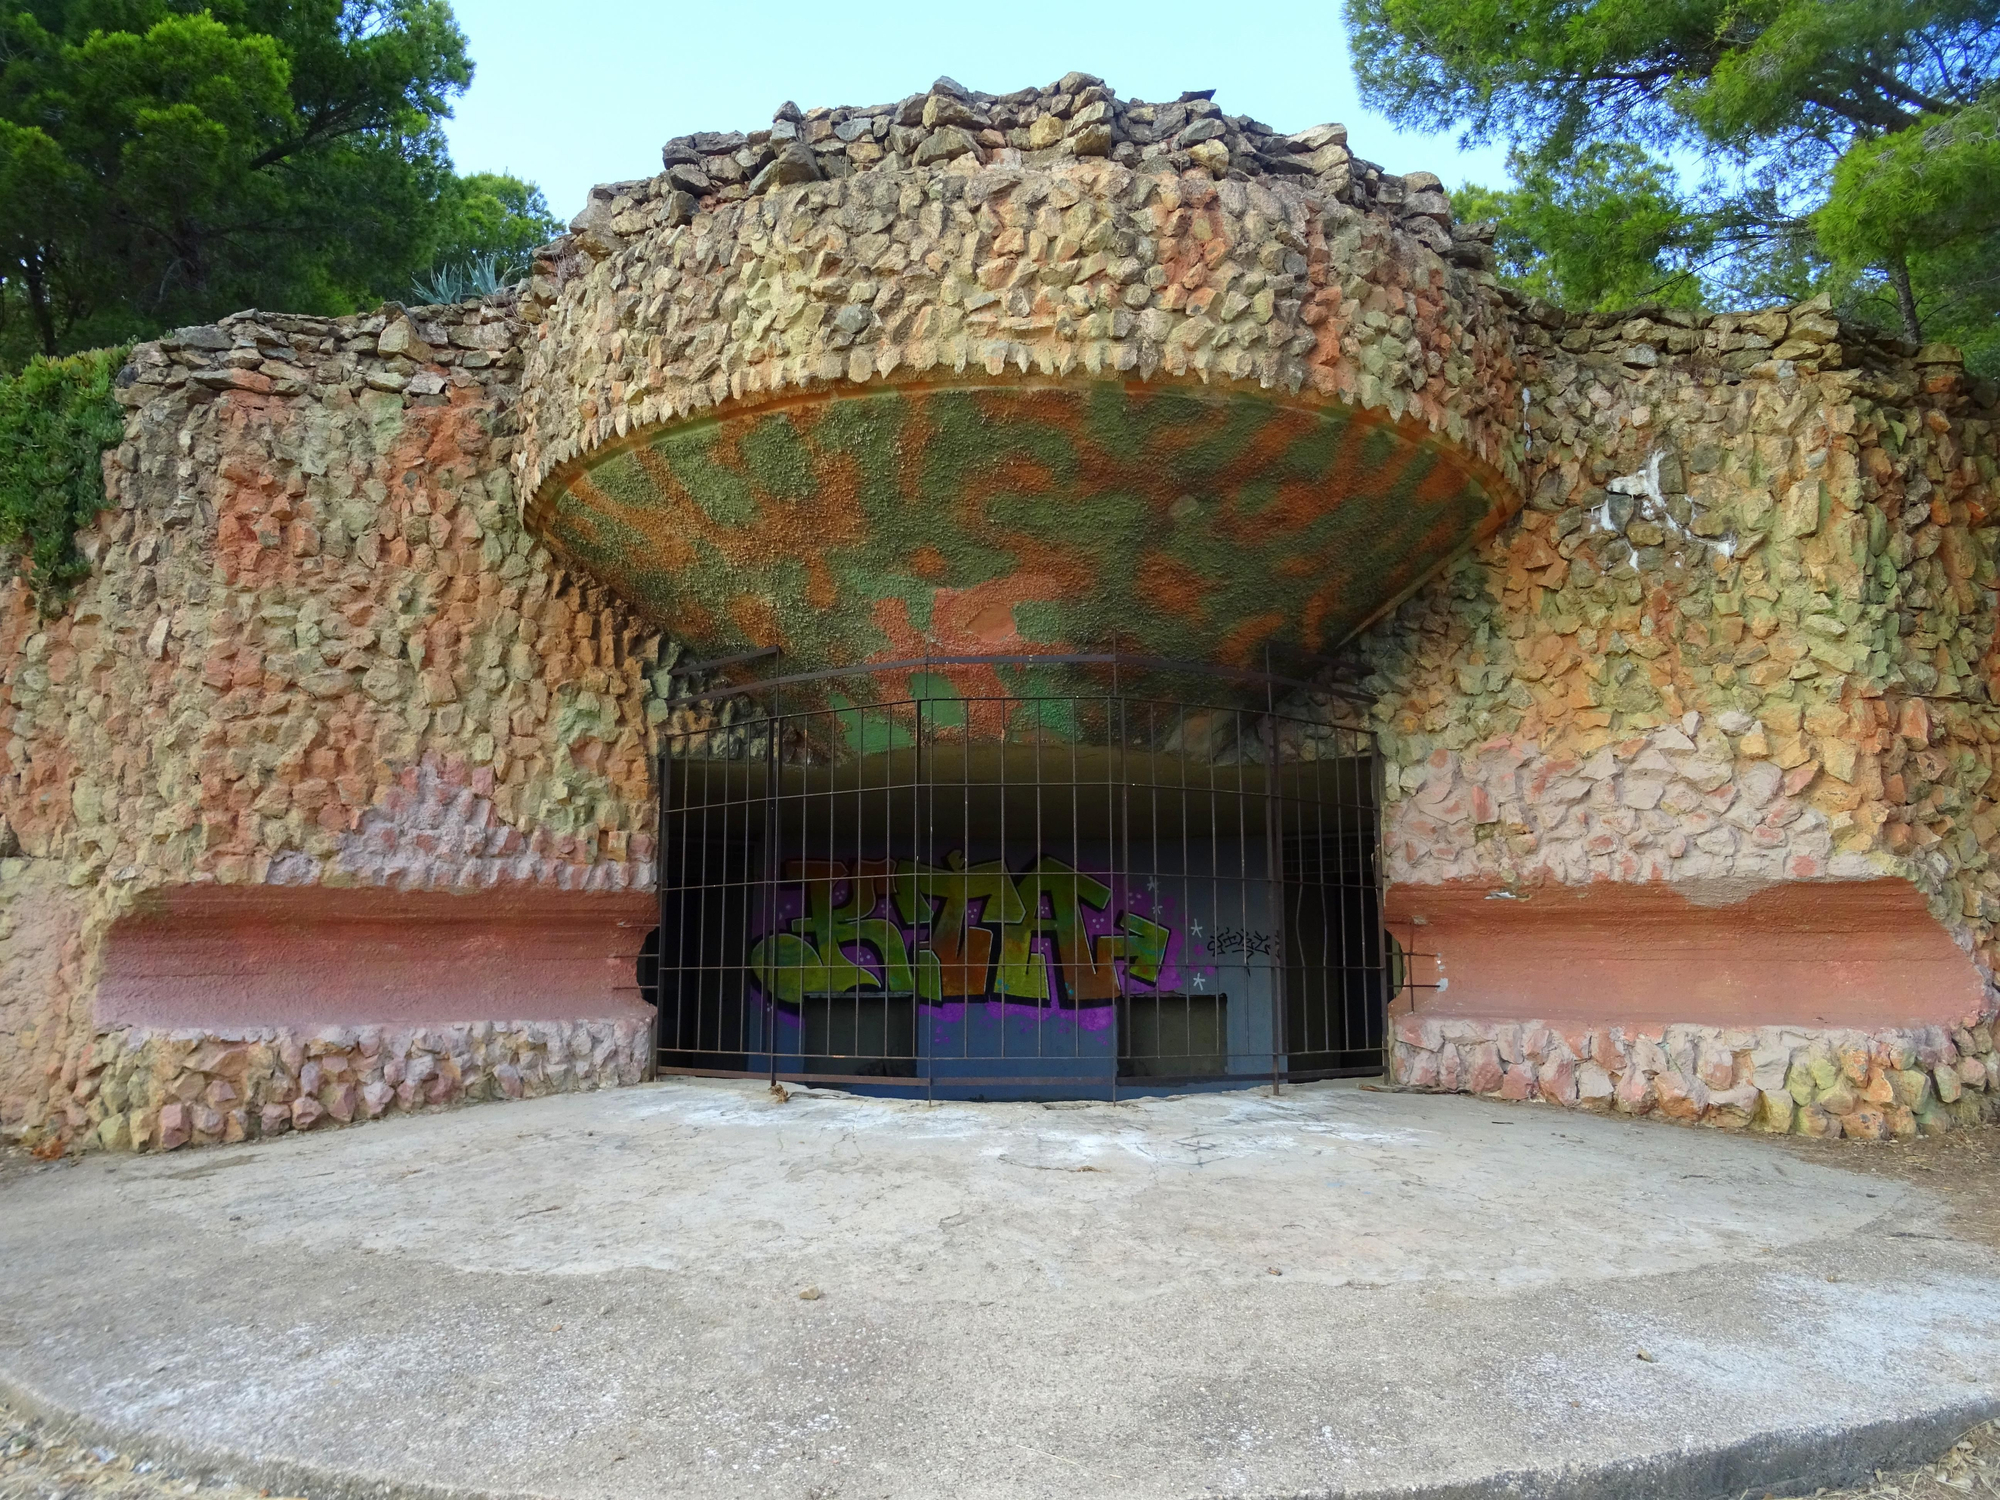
[1451,144,1713,310]
[0,344,124,605]
[0,0,486,368]
[411,170,561,300]
[1349,0,2000,353]
[432,171,561,270]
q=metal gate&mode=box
[650,655,1387,1099]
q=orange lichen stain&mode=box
[975,450,1061,503]
[1299,578,1344,650]
[1134,551,1209,622]
[964,603,1019,645]
[1212,610,1289,669]
[908,545,950,581]
[804,555,839,612]
[718,425,872,572]
[1211,410,1324,508]
[930,572,1076,651]
[896,395,938,510]
[866,597,1017,703]
[864,596,924,658]
[727,593,781,647]
[990,539,1096,619]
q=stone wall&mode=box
[7,74,2000,1152]
[1389,1013,1998,1139]
[0,862,88,1144]
[1367,294,2000,1135]
[0,296,697,1153]
[86,1017,651,1153]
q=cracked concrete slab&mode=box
[1,1079,1995,1500]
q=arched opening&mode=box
[651,657,1388,1100]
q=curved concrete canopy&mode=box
[532,379,1515,671]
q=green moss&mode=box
[0,346,127,609]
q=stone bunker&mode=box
[2,72,1998,1146]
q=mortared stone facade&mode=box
[2,73,1997,1152]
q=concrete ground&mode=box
[1,1080,1997,1500]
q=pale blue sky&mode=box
[439,0,1513,222]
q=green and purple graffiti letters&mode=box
[747,853,1173,1005]
[889,853,1024,1000]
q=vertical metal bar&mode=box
[1322,725,1335,1060]
[1032,695,1046,1070]
[1263,665,1286,1092]
[961,693,974,1079]
[1370,724,1389,1073]
[1111,661,1125,1102]
[1230,700,1251,1086]
[1067,690,1083,1078]
[695,705,717,1067]
[1352,717,1368,1062]
[997,685,1009,1070]
[1173,695,1190,1083]
[729,716,747,1066]
[1337,719,1349,1061]
[1151,695,1169,1084]
[764,695,782,1085]
[651,743,666,1080]
[849,697,863,1077]
[917,690,932,1101]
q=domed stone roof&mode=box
[515,75,1525,672]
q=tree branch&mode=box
[245,101,382,172]
[1886,252,1922,343]
[1797,85,1915,135]
[1855,64,1952,118]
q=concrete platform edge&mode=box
[0,1367,536,1500]
[5,1366,1993,1500]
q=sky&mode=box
[438,0,1513,224]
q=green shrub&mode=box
[0,347,127,609]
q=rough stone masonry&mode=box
[1,72,1996,1152]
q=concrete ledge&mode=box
[2,1364,1992,1500]
[0,1367,535,1500]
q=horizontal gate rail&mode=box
[659,649,1372,707]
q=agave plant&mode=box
[408,253,524,306]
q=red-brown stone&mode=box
[98,885,655,1029]
[1465,1042,1504,1094]
[1385,880,1983,1029]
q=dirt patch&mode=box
[1772,1120,2000,1253]
[1,1399,284,1500]
[1810,1417,2000,1499]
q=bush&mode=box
[0,347,127,609]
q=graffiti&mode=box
[747,853,1174,1008]
[1204,926,1275,959]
